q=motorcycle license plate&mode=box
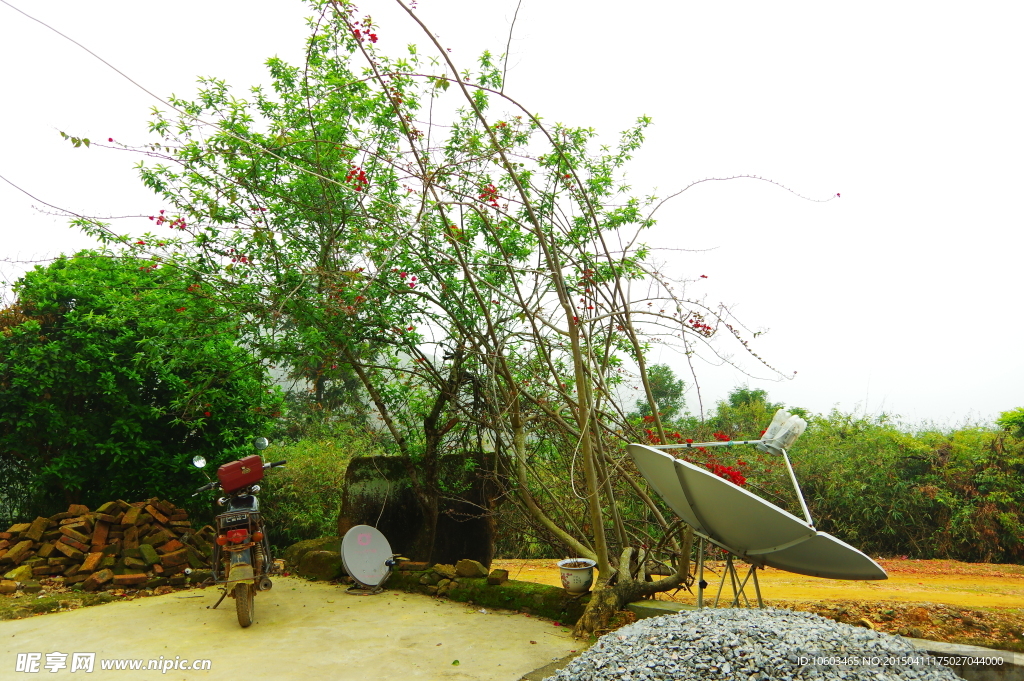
[221,514,248,525]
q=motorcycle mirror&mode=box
[253,437,269,451]
[192,455,207,469]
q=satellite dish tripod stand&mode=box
[694,536,765,609]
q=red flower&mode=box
[700,274,708,279]
[204,411,211,417]
[685,438,693,444]
[175,307,186,312]
[107,137,113,142]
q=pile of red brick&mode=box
[0,499,215,592]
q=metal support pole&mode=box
[696,537,705,609]
[751,564,764,609]
[713,557,728,608]
[781,448,814,527]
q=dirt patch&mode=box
[766,599,1024,653]
[492,558,1024,652]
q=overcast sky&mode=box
[1,0,1020,428]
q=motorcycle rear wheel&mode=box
[234,583,254,628]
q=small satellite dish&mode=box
[341,525,394,589]
[253,437,269,451]
[192,455,207,469]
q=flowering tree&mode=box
[70,0,812,634]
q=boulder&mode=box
[455,559,488,578]
[282,537,340,568]
[22,580,42,594]
[297,550,344,581]
[0,579,17,594]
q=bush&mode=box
[0,251,282,519]
[258,424,385,549]
[794,411,1024,562]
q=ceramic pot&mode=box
[557,558,596,594]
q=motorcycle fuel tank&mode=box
[217,455,265,493]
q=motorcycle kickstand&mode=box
[208,587,229,610]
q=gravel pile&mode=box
[546,608,961,680]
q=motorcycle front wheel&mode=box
[234,583,254,627]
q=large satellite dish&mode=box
[341,525,395,589]
[629,445,707,533]
[628,442,886,582]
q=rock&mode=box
[157,539,184,555]
[138,544,160,566]
[25,517,49,542]
[160,549,188,567]
[0,579,17,594]
[142,528,172,547]
[432,563,457,579]
[419,572,441,586]
[4,564,33,582]
[95,501,119,515]
[59,525,91,545]
[36,543,56,559]
[3,540,35,565]
[145,577,169,589]
[297,550,344,581]
[124,556,148,569]
[455,559,488,578]
[855,617,876,629]
[58,535,90,553]
[487,569,509,585]
[52,542,85,561]
[145,504,169,525]
[91,521,110,547]
[22,580,42,594]
[67,504,90,516]
[154,585,174,595]
[113,573,148,586]
[123,526,140,549]
[282,537,341,567]
[121,507,142,526]
[398,561,429,571]
[168,576,187,586]
[6,523,30,534]
[83,568,114,591]
[189,569,212,585]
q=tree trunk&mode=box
[572,528,693,638]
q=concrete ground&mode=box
[1,576,578,680]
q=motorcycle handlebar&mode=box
[192,480,218,496]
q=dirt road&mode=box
[1,576,576,680]
[492,558,1024,609]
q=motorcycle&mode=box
[192,437,286,627]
